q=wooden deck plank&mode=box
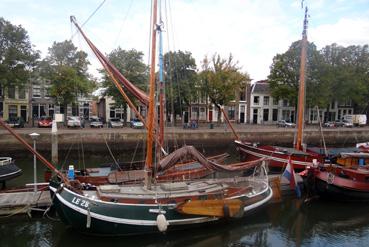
[0,191,51,215]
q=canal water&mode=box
[1,151,369,247]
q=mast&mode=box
[145,0,158,189]
[158,7,165,148]
[295,7,308,151]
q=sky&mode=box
[1,0,369,81]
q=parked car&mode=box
[108,118,124,128]
[323,122,335,128]
[130,118,144,129]
[277,120,296,128]
[38,116,53,128]
[334,120,345,127]
[67,116,84,128]
[5,117,25,128]
[89,117,103,128]
[343,119,353,128]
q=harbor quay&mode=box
[0,124,368,156]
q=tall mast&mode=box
[158,5,165,148]
[145,0,158,189]
[295,7,308,151]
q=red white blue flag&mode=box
[282,157,301,198]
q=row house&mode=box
[307,100,353,124]
[30,79,94,123]
[185,83,250,124]
[0,84,29,121]
[251,80,354,124]
[94,88,137,123]
[184,79,353,125]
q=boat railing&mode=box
[0,157,12,166]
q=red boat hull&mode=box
[304,166,369,201]
[235,140,323,171]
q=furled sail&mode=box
[70,16,149,106]
[158,145,266,172]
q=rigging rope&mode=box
[71,0,107,40]
[103,134,121,171]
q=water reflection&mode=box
[2,153,369,246]
[1,199,369,247]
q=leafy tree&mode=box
[41,40,93,117]
[100,48,148,123]
[268,40,328,109]
[163,50,197,125]
[320,44,369,113]
[0,17,39,88]
[199,54,250,123]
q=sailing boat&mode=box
[235,7,323,171]
[0,157,22,187]
[66,9,256,185]
[45,1,272,235]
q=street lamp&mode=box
[29,132,40,193]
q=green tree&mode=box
[163,50,197,125]
[100,48,148,123]
[0,17,39,88]
[41,40,93,118]
[199,54,250,123]
[320,44,369,113]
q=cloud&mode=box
[310,17,369,48]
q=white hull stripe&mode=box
[239,147,313,167]
[0,170,21,178]
[244,187,273,212]
[55,191,215,226]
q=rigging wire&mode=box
[113,0,134,48]
[70,0,107,40]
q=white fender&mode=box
[156,213,169,232]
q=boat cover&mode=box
[158,146,265,172]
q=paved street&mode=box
[1,123,368,135]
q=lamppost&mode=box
[29,132,40,193]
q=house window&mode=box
[282,100,288,107]
[272,109,278,121]
[48,104,54,117]
[191,106,199,119]
[263,96,269,106]
[253,96,259,105]
[263,109,269,122]
[200,107,206,120]
[8,86,15,99]
[0,87,3,97]
[44,85,51,98]
[8,105,17,118]
[228,106,235,120]
[240,91,246,101]
[110,106,124,120]
[18,87,26,99]
[273,98,278,106]
[32,85,41,98]
[0,102,3,117]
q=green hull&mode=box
[49,181,272,236]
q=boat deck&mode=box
[93,178,267,200]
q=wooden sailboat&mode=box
[0,1,272,236]
[45,1,272,235]
[235,7,323,171]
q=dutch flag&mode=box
[282,156,302,198]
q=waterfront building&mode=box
[30,78,54,124]
[1,84,30,122]
[250,80,294,124]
